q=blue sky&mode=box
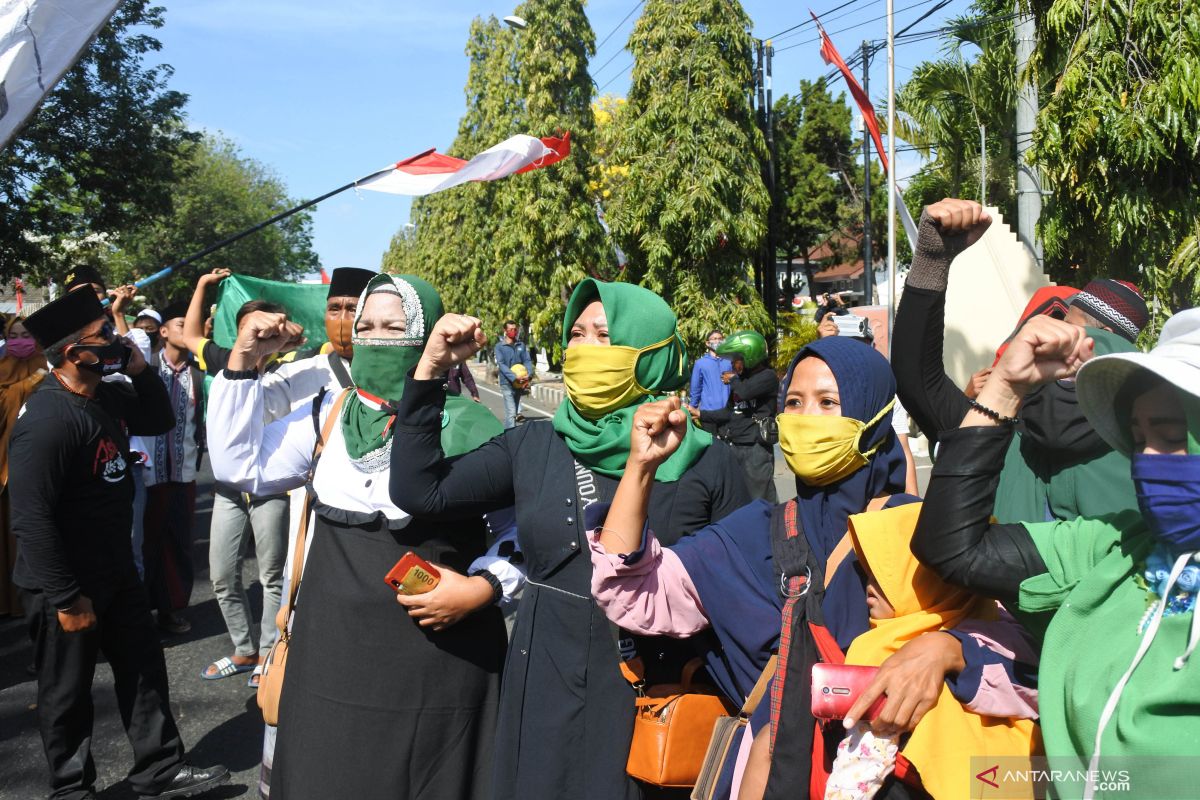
[152,0,971,272]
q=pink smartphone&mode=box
[811,663,886,721]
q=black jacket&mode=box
[391,376,749,800]
[700,366,779,445]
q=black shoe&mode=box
[157,612,191,635]
[139,764,230,798]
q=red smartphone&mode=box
[811,663,886,721]
[384,552,441,595]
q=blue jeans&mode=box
[501,384,523,429]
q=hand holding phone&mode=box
[385,552,441,595]
[811,663,886,721]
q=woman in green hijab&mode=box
[207,274,507,800]
[391,278,751,800]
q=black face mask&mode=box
[145,331,161,348]
[72,339,133,376]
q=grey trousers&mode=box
[209,485,288,658]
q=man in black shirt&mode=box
[11,287,228,800]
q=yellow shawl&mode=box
[845,503,1042,799]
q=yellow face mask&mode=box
[776,399,896,487]
[562,336,675,420]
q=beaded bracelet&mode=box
[470,569,504,606]
[966,397,1019,425]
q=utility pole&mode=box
[980,124,987,206]
[1015,2,1042,267]
[765,40,778,325]
[861,40,873,306]
[754,40,766,299]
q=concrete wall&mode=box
[941,206,1053,388]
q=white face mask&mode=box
[707,338,724,352]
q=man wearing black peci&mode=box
[10,287,228,800]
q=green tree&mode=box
[387,16,521,334]
[1031,0,1200,313]
[489,0,612,360]
[0,1,194,281]
[607,0,771,353]
[773,79,854,292]
[110,134,319,305]
[894,4,1018,223]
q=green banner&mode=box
[213,274,329,349]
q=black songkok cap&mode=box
[62,265,107,293]
[24,287,106,348]
[160,301,190,323]
[328,268,376,300]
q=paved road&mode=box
[1,461,261,800]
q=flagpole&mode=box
[109,152,436,301]
[886,0,897,337]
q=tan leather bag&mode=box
[691,655,777,800]
[257,389,348,725]
[625,657,736,788]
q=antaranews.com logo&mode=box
[969,756,1197,798]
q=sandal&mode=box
[248,663,265,689]
[200,656,257,681]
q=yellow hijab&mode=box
[845,503,1042,799]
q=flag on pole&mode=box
[812,12,919,244]
[14,277,24,313]
[355,133,571,196]
[0,0,123,150]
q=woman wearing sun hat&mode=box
[911,308,1200,799]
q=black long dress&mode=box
[271,502,506,800]
[391,377,750,800]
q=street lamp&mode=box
[503,15,527,30]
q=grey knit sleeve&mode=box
[905,209,979,293]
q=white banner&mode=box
[0,0,121,150]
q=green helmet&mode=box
[716,330,768,369]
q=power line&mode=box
[594,0,644,54]
[764,0,874,41]
[597,62,634,92]
[773,0,948,54]
[591,45,628,80]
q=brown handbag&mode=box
[624,657,736,788]
[257,389,349,726]
[690,655,778,800]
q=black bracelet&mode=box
[966,397,1020,425]
[470,569,504,606]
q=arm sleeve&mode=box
[734,369,779,405]
[8,411,81,606]
[586,503,710,637]
[120,368,176,436]
[389,374,516,518]
[699,405,732,426]
[197,339,230,377]
[495,347,517,383]
[945,614,1040,719]
[259,357,334,424]
[689,362,704,406]
[891,286,971,444]
[911,426,1048,605]
[469,526,525,609]
[890,211,985,443]
[123,328,152,363]
[206,371,316,496]
[521,346,533,373]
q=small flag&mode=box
[14,277,24,313]
[813,12,918,243]
[355,133,571,196]
[319,268,331,284]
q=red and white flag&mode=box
[356,133,570,196]
[813,12,918,244]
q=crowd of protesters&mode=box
[2,196,1197,800]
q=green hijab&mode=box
[552,278,711,481]
[343,273,502,469]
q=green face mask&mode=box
[562,336,675,420]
